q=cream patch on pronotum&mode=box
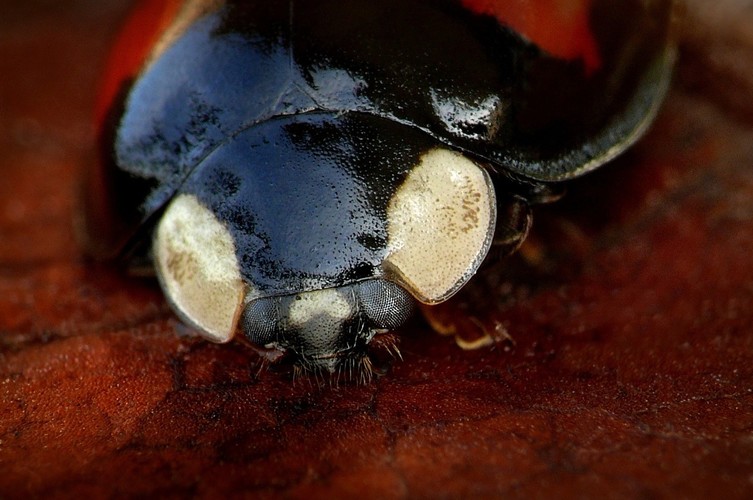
[154,193,246,342]
[384,147,496,303]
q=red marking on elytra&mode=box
[461,0,601,73]
[95,0,184,128]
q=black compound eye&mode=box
[354,280,414,331]
[242,297,281,346]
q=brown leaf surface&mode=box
[2,1,753,497]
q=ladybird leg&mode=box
[480,195,532,269]
[492,195,532,254]
[418,302,457,337]
[419,303,514,350]
[457,318,514,350]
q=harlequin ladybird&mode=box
[82,0,676,374]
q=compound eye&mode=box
[241,297,281,347]
[354,280,414,331]
[153,194,246,343]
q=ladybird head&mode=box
[241,279,413,374]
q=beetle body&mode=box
[83,0,675,373]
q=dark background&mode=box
[1,0,752,497]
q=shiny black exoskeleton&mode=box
[83,0,676,374]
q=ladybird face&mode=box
[241,280,414,372]
[86,0,675,374]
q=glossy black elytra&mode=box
[82,0,676,374]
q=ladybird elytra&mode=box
[83,0,676,373]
